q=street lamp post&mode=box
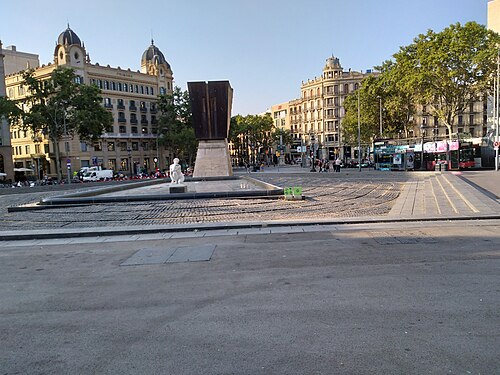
[310,133,316,172]
[358,89,361,172]
[378,95,383,137]
[127,147,132,178]
[420,124,426,171]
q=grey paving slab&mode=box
[120,247,176,266]
[170,231,207,239]
[202,229,238,237]
[236,228,272,235]
[166,244,216,263]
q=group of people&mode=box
[315,158,342,172]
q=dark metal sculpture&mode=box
[187,81,233,140]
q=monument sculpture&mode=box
[188,81,233,177]
[169,158,185,184]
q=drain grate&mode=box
[121,244,216,266]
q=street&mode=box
[0,220,499,374]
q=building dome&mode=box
[141,39,170,69]
[57,25,82,46]
[325,56,341,70]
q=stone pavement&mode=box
[0,168,498,240]
[1,169,499,374]
[1,219,499,374]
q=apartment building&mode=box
[5,25,173,179]
[272,56,372,160]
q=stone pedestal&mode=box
[193,139,233,178]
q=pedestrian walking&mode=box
[335,158,341,172]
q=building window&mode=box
[94,142,102,151]
[44,144,50,153]
[108,159,116,171]
[104,81,110,90]
[160,87,166,95]
[111,81,116,90]
[80,142,88,152]
[25,145,30,154]
[150,87,154,96]
[469,114,474,126]
[123,83,128,92]
[119,126,126,133]
[118,82,122,91]
[142,127,148,134]
[107,142,115,151]
[131,127,138,134]
[104,97,112,108]
[35,144,41,154]
[140,86,144,94]
[458,115,463,125]
[132,142,139,151]
[145,87,149,95]
[65,142,70,153]
[119,142,127,151]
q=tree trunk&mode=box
[53,138,62,182]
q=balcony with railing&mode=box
[102,132,157,139]
[129,105,137,111]
[130,118,138,125]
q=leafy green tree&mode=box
[157,86,197,167]
[376,60,417,138]
[2,66,112,181]
[342,79,380,145]
[229,114,249,165]
[229,113,273,166]
[392,21,500,137]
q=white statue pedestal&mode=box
[193,139,233,178]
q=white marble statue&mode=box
[169,158,185,184]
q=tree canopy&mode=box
[157,86,197,166]
[229,113,274,165]
[342,21,500,143]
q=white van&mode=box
[82,169,113,182]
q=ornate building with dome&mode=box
[4,25,174,180]
[270,56,374,162]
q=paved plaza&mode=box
[0,168,499,374]
[0,168,498,236]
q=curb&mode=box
[1,214,499,241]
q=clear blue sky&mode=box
[1,0,488,115]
